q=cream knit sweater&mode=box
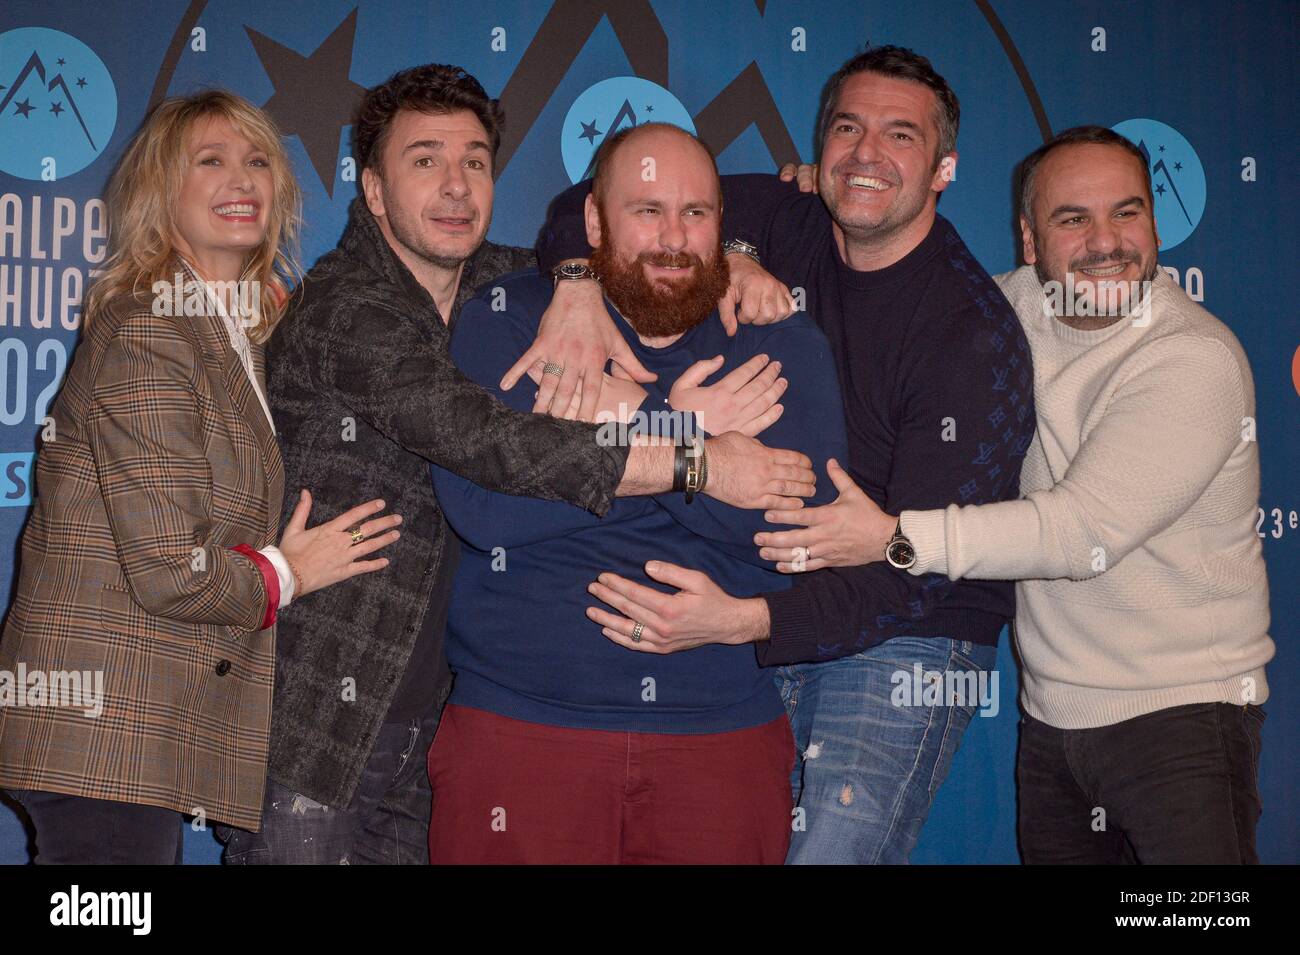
[900,266,1273,729]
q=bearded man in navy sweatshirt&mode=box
[427,122,848,864]
[544,47,1036,863]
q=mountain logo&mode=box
[560,76,695,184]
[0,27,117,181]
[1111,118,1206,251]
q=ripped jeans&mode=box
[217,712,439,865]
[775,636,997,864]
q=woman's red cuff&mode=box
[232,544,278,630]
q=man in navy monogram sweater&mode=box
[551,47,1035,863]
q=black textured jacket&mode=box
[265,198,629,808]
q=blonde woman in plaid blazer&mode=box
[0,91,400,863]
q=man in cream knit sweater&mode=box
[762,126,1272,863]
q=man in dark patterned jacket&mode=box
[219,65,815,864]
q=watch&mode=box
[884,518,916,570]
[552,262,599,283]
[721,238,761,265]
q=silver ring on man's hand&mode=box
[631,622,645,643]
[542,362,565,377]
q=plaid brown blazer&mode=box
[0,272,284,831]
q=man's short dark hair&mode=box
[590,122,720,210]
[817,45,960,166]
[1017,125,1153,222]
[353,64,504,177]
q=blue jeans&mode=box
[217,712,438,864]
[775,636,997,864]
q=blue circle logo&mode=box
[0,27,117,181]
[560,77,695,184]
[1111,118,1206,251]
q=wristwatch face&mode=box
[555,263,592,280]
[886,539,916,569]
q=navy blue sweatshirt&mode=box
[539,175,1035,666]
[432,269,848,732]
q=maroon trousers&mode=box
[427,704,794,864]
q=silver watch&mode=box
[552,262,599,283]
[884,519,916,570]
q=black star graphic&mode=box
[1158,144,1165,152]
[1174,161,1182,171]
[50,101,64,116]
[1155,183,1166,195]
[57,57,66,66]
[578,118,601,144]
[246,9,367,197]
[645,104,654,113]
[13,98,34,118]
[76,77,86,88]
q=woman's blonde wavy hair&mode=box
[85,89,302,344]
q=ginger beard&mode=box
[589,205,730,339]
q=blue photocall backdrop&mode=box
[0,0,1295,864]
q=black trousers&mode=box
[1017,701,1265,864]
[5,788,184,864]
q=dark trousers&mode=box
[427,704,795,864]
[5,788,184,864]
[218,712,439,865]
[1017,702,1265,864]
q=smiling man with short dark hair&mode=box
[888,127,1273,864]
